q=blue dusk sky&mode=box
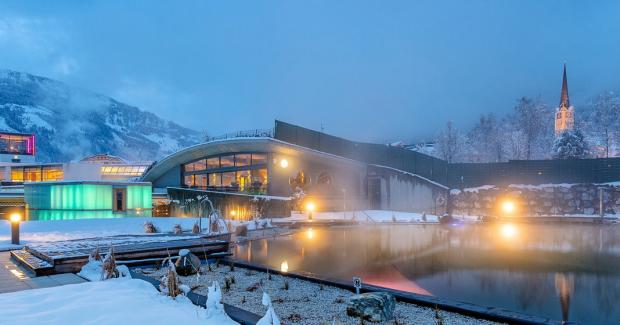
[1,1,619,142]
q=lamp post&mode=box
[10,213,22,245]
[305,201,315,221]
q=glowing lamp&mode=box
[279,159,289,168]
[305,202,316,212]
[501,200,516,215]
[9,213,22,223]
[230,210,237,217]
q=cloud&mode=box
[113,78,200,127]
[0,16,78,77]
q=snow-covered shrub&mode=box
[192,222,200,234]
[102,247,119,280]
[159,260,182,298]
[257,292,281,325]
[172,224,183,235]
[144,221,158,233]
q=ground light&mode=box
[501,200,516,215]
[305,201,315,220]
[10,212,22,245]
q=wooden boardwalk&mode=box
[11,233,231,275]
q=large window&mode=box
[220,155,235,168]
[0,133,35,155]
[182,152,269,194]
[10,165,64,183]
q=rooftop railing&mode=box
[204,129,273,143]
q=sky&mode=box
[1,0,620,143]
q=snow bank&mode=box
[0,279,231,324]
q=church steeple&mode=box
[555,64,575,135]
[559,63,570,108]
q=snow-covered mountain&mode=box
[0,70,201,162]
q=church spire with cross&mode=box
[555,64,574,135]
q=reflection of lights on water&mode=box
[502,201,516,214]
[280,260,289,273]
[306,228,314,239]
[500,223,518,238]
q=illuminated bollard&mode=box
[10,213,22,245]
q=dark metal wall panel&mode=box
[274,120,448,185]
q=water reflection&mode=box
[234,224,620,324]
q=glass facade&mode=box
[11,165,64,182]
[24,182,152,220]
[182,152,269,194]
[0,133,35,155]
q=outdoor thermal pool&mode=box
[233,223,620,324]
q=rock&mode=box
[346,292,395,323]
[175,250,201,276]
[235,224,248,237]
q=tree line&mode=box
[434,91,620,163]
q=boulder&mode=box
[235,224,248,237]
[346,292,395,323]
[175,249,201,276]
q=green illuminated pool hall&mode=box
[24,181,152,220]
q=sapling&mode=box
[282,280,289,290]
[101,246,119,280]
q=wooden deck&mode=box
[11,233,231,275]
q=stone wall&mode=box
[450,183,620,216]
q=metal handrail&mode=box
[204,129,273,143]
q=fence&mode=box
[448,158,620,188]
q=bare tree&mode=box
[585,91,620,157]
[435,121,463,163]
[507,97,553,160]
[466,113,503,162]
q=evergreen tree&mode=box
[552,129,589,159]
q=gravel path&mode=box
[137,263,502,325]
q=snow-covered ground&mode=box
[0,217,203,251]
[0,278,235,324]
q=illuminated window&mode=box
[236,170,251,191]
[11,168,23,182]
[42,166,63,181]
[222,172,235,187]
[207,157,220,169]
[251,153,267,165]
[235,154,251,167]
[251,168,268,185]
[220,155,234,168]
[184,160,205,172]
[208,173,221,187]
[24,167,41,182]
[184,175,195,187]
[195,174,207,188]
